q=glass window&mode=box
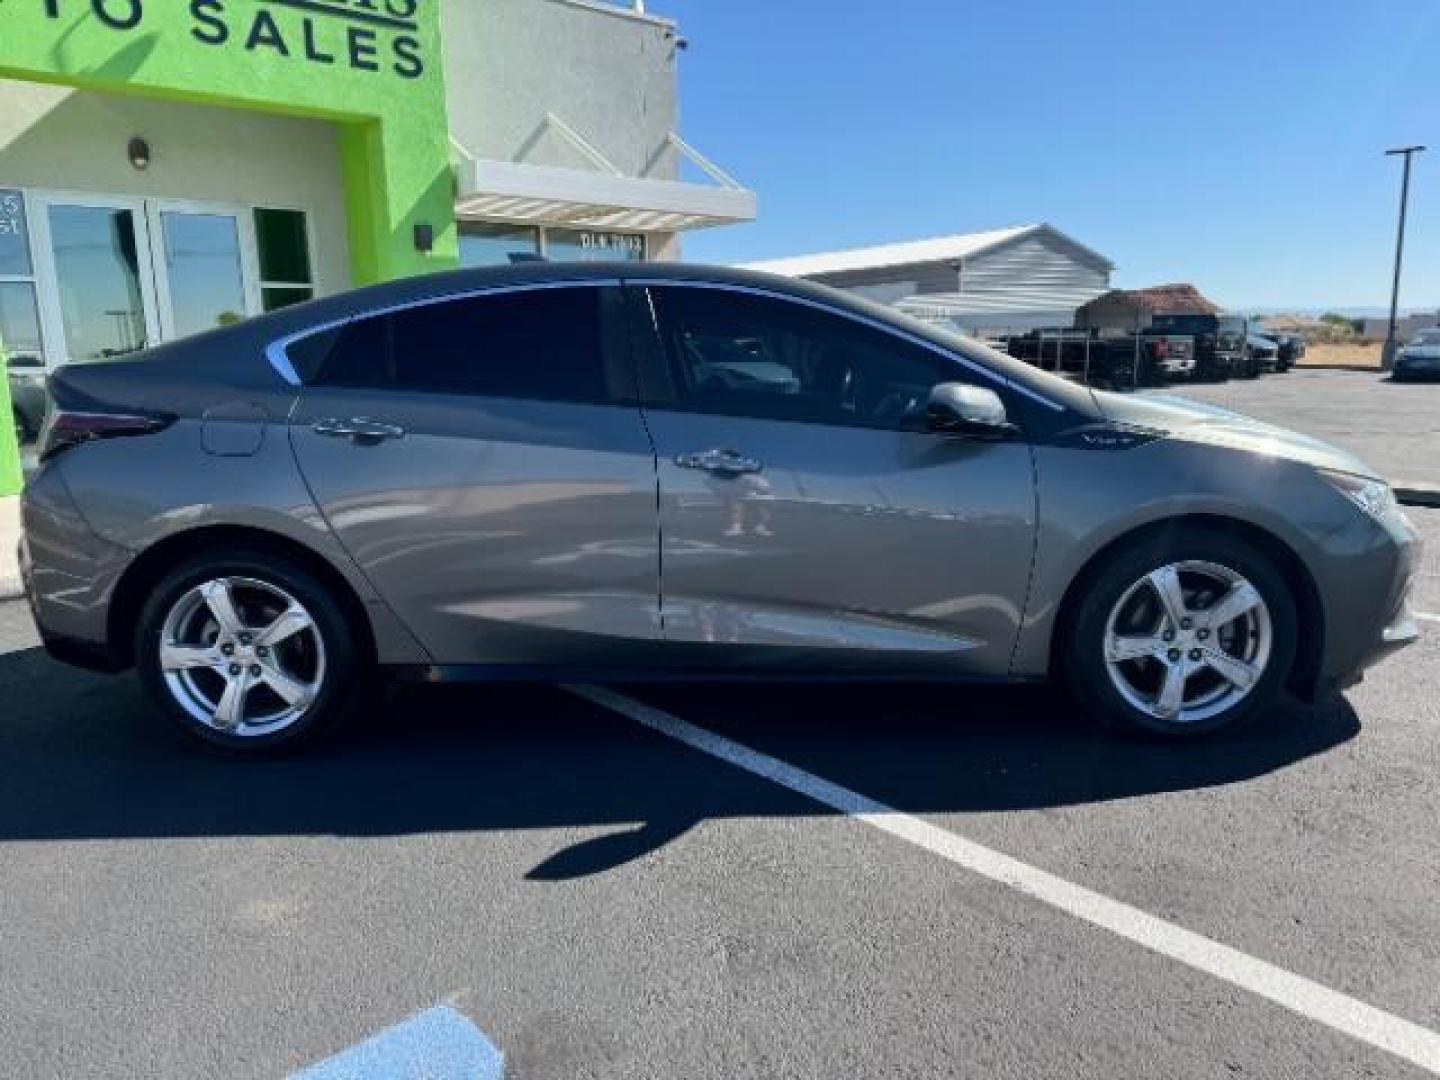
[3,281,48,454]
[458,222,540,268]
[0,282,45,368]
[650,286,953,429]
[263,286,315,312]
[0,190,33,277]
[47,204,149,362]
[159,212,248,338]
[316,288,614,405]
[254,208,314,312]
[545,228,645,263]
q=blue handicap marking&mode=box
[292,1005,503,1080]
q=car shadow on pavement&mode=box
[0,645,1360,878]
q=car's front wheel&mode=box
[1064,530,1298,737]
[135,549,366,752]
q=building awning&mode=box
[452,121,756,233]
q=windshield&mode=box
[1412,329,1440,346]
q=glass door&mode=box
[146,202,261,341]
[30,193,160,365]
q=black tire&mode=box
[135,548,367,753]
[1062,529,1299,738]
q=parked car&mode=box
[1261,332,1306,371]
[1245,333,1281,375]
[6,350,47,448]
[19,264,1420,753]
[1393,328,1440,382]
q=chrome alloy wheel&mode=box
[158,577,326,737]
[1102,560,1273,725]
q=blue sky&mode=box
[661,0,1440,310]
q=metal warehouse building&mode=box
[743,223,1114,337]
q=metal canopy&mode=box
[452,121,756,233]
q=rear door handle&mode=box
[312,418,406,444]
[674,448,764,476]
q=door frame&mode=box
[27,189,161,369]
[144,197,263,342]
[23,189,263,369]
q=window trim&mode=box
[268,276,1065,416]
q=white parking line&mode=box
[1416,611,1440,625]
[569,684,1440,1076]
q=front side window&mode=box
[649,286,956,429]
[313,286,621,405]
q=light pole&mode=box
[1382,145,1425,370]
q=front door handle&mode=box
[312,418,406,444]
[674,448,764,476]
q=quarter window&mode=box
[648,286,957,429]
[254,208,314,312]
[313,287,620,405]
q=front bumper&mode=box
[1321,508,1422,694]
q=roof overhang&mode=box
[455,158,757,234]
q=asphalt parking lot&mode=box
[1143,368,1440,492]
[1,498,1437,1077]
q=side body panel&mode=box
[289,392,661,665]
[1013,436,1415,689]
[44,413,431,666]
[644,409,1038,675]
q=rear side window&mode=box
[309,286,620,405]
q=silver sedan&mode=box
[18,264,1421,752]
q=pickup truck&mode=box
[1147,313,1248,380]
[1003,328,1196,388]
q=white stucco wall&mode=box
[0,79,352,296]
[442,0,680,181]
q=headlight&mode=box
[1319,469,1397,521]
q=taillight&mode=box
[39,410,173,463]
[1150,338,1171,359]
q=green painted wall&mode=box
[0,0,460,491]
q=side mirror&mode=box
[925,382,1018,439]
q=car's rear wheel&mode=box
[1064,531,1298,737]
[135,549,366,752]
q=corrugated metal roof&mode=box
[740,223,1113,278]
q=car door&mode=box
[633,282,1038,677]
[288,283,662,667]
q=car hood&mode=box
[1400,345,1440,360]
[1090,390,1381,478]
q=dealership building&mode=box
[0,0,755,491]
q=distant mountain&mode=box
[1241,305,1437,318]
